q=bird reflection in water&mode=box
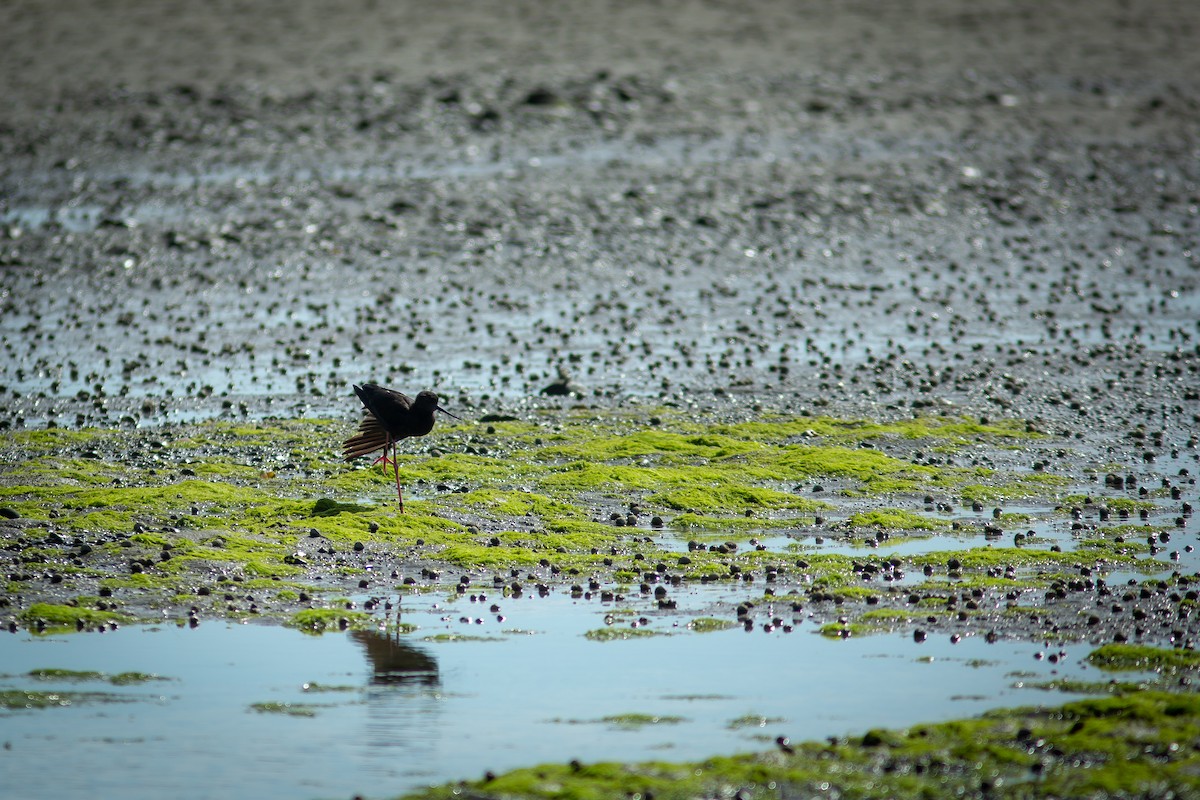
[350,629,439,687]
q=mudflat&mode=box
[1,1,1199,798]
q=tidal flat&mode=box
[1,409,1197,798]
[2,0,1198,795]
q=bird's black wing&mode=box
[356,384,415,427]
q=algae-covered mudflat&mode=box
[2,408,1197,798]
[2,409,1189,642]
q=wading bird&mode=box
[343,384,461,511]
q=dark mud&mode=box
[2,0,1197,435]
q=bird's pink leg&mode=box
[373,434,395,468]
[392,441,404,512]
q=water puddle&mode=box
[2,585,1112,800]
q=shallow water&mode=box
[2,585,1109,800]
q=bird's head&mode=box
[416,390,463,420]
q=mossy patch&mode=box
[422,633,504,643]
[727,714,786,729]
[285,608,371,634]
[689,617,737,633]
[310,497,374,516]
[26,668,168,685]
[846,508,949,531]
[819,622,871,638]
[249,701,320,717]
[584,627,666,642]
[404,691,1200,800]
[0,410,1119,629]
[19,602,134,633]
[1087,644,1200,673]
[600,713,687,728]
[0,689,137,712]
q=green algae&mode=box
[27,668,105,681]
[957,473,1071,501]
[249,701,320,717]
[26,668,167,685]
[650,484,823,513]
[310,497,374,516]
[0,409,1103,629]
[727,714,785,729]
[19,602,134,633]
[819,622,871,638]
[712,415,1036,445]
[908,545,1139,573]
[1063,495,1157,512]
[584,627,665,642]
[0,689,137,712]
[689,617,737,633]
[301,682,358,693]
[846,508,949,531]
[541,429,760,462]
[404,691,1200,800]
[1087,644,1200,673]
[858,608,924,626]
[1024,678,1150,694]
[285,608,371,634]
[599,713,687,728]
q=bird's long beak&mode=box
[437,406,463,421]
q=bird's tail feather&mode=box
[343,412,391,460]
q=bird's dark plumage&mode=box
[343,384,460,510]
[343,385,443,460]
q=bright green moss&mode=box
[754,445,937,491]
[439,542,541,567]
[19,602,133,633]
[713,415,1036,444]
[1087,644,1200,672]
[958,473,1071,502]
[452,488,585,519]
[584,627,665,641]
[1062,495,1157,512]
[859,608,924,624]
[0,410,1096,632]
[541,430,761,463]
[249,701,319,717]
[819,622,871,638]
[0,689,136,711]
[909,546,1138,573]
[541,461,716,492]
[285,608,371,634]
[6,428,101,449]
[27,668,106,681]
[847,508,948,531]
[404,692,1200,800]
[689,617,737,633]
[651,484,826,513]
